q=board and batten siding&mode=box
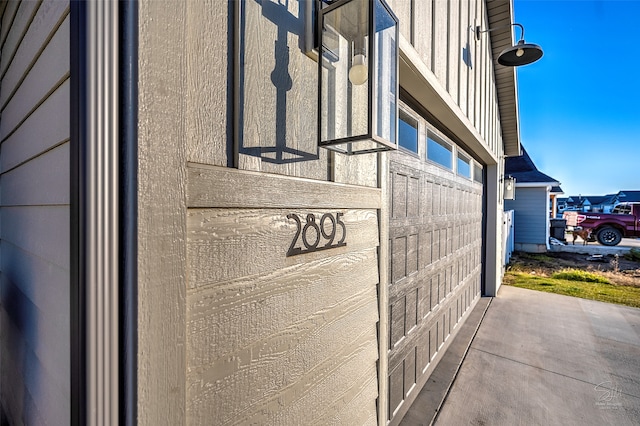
[505,187,549,251]
[388,0,505,163]
[0,1,71,425]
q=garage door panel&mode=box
[392,172,408,220]
[389,279,426,347]
[404,347,417,398]
[391,236,407,283]
[388,295,443,367]
[388,361,404,419]
[425,277,437,316]
[407,176,420,218]
[388,266,431,306]
[417,328,430,374]
[389,277,479,379]
[406,233,419,276]
[388,149,483,425]
[419,230,432,269]
[390,296,406,348]
[405,286,419,335]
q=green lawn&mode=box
[504,271,640,308]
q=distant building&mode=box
[504,147,561,252]
[560,191,640,214]
[614,190,640,205]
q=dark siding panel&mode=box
[1,276,70,425]
[0,1,39,77]
[1,143,69,205]
[0,3,71,425]
[0,15,69,139]
[1,241,69,337]
[0,206,69,269]
[1,80,69,173]
[0,1,69,109]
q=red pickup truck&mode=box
[568,203,640,246]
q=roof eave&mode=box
[486,0,521,157]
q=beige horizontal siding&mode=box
[186,246,380,425]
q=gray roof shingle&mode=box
[504,147,560,184]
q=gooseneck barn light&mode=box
[318,0,399,155]
[475,23,543,66]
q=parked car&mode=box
[569,203,640,246]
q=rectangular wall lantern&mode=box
[504,176,516,200]
[318,0,399,155]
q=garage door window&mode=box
[427,136,452,169]
[457,153,471,178]
[474,164,483,183]
[398,110,418,153]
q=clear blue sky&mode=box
[513,0,640,197]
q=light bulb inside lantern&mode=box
[349,54,368,85]
[516,48,525,57]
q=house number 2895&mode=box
[286,213,347,257]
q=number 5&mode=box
[336,212,346,245]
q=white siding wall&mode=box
[388,0,505,162]
[0,1,70,424]
[505,187,549,251]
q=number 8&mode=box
[302,214,320,249]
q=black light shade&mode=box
[497,40,543,66]
[476,23,544,67]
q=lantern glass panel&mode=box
[320,0,369,144]
[374,0,397,144]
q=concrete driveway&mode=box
[621,238,640,248]
[432,286,640,425]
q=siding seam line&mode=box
[0,73,69,143]
[0,203,69,208]
[0,137,69,175]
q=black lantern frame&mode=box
[317,0,399,155]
